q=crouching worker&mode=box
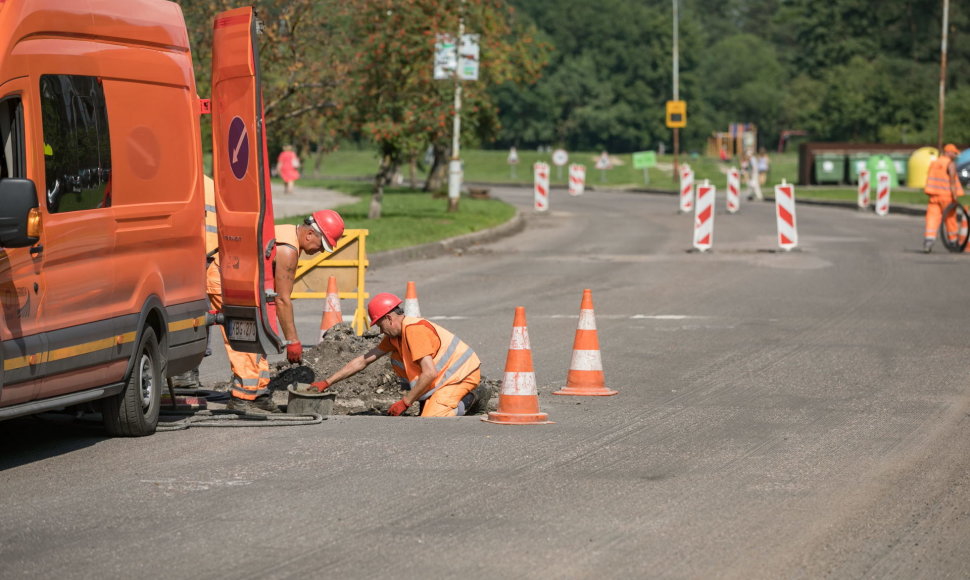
[308,293,485,416]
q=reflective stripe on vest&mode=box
[924,157,954,197]
[395,316,481,400]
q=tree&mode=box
[177,0,353,167]
[344,0,547,218]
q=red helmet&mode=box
[368,292,402,326]
[306,210,345,252]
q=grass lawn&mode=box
[277,178,516,253]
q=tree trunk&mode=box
[368,156,393,219]
[422,144,449,192]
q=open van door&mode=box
[210,7,281,355]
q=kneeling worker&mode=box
[309,293,483,416]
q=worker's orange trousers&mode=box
[420,369,480,417]
[206,261,271,400]
[925,196,959,242]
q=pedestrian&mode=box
[276,144,301,194]
[922,144,965,253]
[208,209,345,413]
[743,150,763,201]
[757,147,770,186]
[307,292,488,417]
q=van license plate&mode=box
[228,319,257,341]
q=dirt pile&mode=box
[265,323,498,416]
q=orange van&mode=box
[0,1,280,435]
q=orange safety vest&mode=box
[924,156,958,198]
[385,316,481,401]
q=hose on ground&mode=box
[157,409,324,431]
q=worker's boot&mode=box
[923,238,934,253]
[227,395,281,414]
[464,383,493,415]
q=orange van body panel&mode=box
[0,0,213,414]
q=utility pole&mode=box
[937,0,949,151]
[447,1,466,213]
[672,0,679,173]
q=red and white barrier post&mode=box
[874,171,891,216]
[534,162,549,212]
[568,164,586,196]
[775,179,798,251]
[726,167,740,214]
[857,169,870,210]
[679,164,693,213]
[692,180,715,252]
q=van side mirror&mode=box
[0,178,39,248]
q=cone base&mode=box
[552,386,618,396]
[482,411,553,425]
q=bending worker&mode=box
[309,292,484,417]
[923,144,964,253]
[209,209,345,413]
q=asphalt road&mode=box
[3,186,970,578]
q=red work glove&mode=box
[308,380,330,393]
[286,341,303,364]
[387,399,410,416]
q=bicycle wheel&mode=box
[940,202,970,253]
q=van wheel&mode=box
[102,328,162,436]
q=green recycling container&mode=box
[848,152,871,183]
[889,153,909,185]
[814,153,844,184]
[866,154,897,187]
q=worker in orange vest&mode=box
[923,144,964,253]
[208,209,345,413]
[308,292,488,417]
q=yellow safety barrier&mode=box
[291,229,370,335]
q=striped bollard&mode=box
[534,162,549,212]
[874,171,891,216]
[775,180,798,251]
[692,180,715,252]
[726,167,740,214]
[568,164,586,196]
[679,165,693,213]
[857,169,870,210]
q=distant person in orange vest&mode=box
[208,210,345,413]
[923,144,964,253]
[307,292,488,417]
[276,144,301,194]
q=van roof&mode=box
[1,0,190,53]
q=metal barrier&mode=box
[291,229,370,334]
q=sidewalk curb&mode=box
[368,209,526,270]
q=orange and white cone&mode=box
[318,276,342,341]
[404,281,421,318]
[483,307,553,425]
[553,289,617,396]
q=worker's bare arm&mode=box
[403,355,437,406]
[274,244,300,343]
[325,347,387,386]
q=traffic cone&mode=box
[483,306,553,425]
[318,276,342,341]
[404,281,421,318]
[553,289,617,396]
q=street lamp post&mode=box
[672,0,679,173]
[937,0,949,151]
